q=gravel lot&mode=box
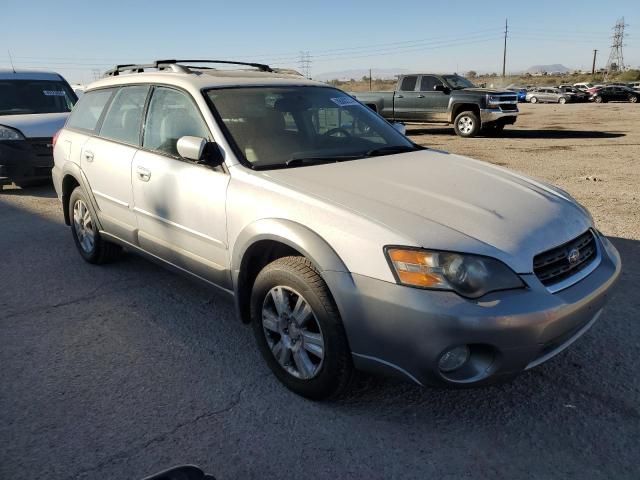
[1,103,638,479]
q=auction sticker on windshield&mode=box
[330,97,360,107]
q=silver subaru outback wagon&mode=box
[52,60,620,399]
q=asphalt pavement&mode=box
[1,185,638,479]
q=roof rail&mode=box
[104,59,273,77]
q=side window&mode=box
[399,76,417,92]
[99,86,149,145]
[143,87,210,157]
[66,89,113,132]
[419,76,443,92]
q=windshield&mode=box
[442,75,476,90]
[206,86,417,169]
[0,79,76,115]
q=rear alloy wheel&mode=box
[558,97,567,104]
[530,96,538,104]
[251,256,353,399]
[630,95,638,103]
[594,96,603,104]
[69,186,121,264]
[453,111,481,138]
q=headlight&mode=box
[385,247,524,298]
[0,125,25,141]
[486,94,502,106]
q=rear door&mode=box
[79,85,149,243]
[131,86,230,288]
[415,75,449,122]
[393,75,420,121]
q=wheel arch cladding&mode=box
[451,103,480,123]
[231,219,349,323]
[61,173,80,226]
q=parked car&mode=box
[629,81,640,91]
[573,82,594,91]
[526,87,574,104]
[557,86,589,102]
[590,86,639,103]
[350,74,518,137]
[0,69,77,190]
[505,84,527,102]
[53,59,620,399]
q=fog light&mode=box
[438,345,470,373]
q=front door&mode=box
[131,86,231,288]
[415,75,450,122]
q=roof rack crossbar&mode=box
[104,59,273,77]
[155,59,273,72]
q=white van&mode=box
[0,70,77,189]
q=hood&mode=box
[0,112,69,138]
[455,88,514,95]
[262,151,592,273]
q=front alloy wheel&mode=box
[251,256,353,399]
[262,286,325,379]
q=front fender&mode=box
[230,218,351,323]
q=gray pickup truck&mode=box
[351,74,518,137]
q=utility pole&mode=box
[591,49,598,75]
[502,18,508,77]
[369,68,372,91]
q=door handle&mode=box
[417,95,425,98]
[136,166,151,182]
[396,94,404,98]
[84,150,94,162]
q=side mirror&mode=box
[177,136,223,166]
[392,122,406,135]
[433,84,449,93]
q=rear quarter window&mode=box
[66,89,114,132]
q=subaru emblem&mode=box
[567,248,580,264]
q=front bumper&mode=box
[325,234,621,387]
[0,138,54,186]
[480,108,518,125]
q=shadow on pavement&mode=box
[408,127,626,140]
[1,183,57,198]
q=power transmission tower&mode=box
[298,51,311,78]
[605,18,627,76]
[91,68,101,81]
[502,18,508,77]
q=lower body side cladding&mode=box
[323,235,621,387]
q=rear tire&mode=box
[594,96,604,104]
[483,123,505,136]
[69,186,121,264]
[453,111,481,138]
[251,256,354,400]
[630,95,638,103]
[558,97,567,104]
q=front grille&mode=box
[26,138,53,158]
[500,104,518,111]
[533,230,597,287]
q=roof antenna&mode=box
[8,50,16,73]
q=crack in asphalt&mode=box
[69,374,269,479]
[0,278,144,321]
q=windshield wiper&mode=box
[284,155,362,167]
[364,145,421,157]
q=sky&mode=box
[2,0,639,83]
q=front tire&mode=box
[69,186,121,264]
[594,95,604,104]
[558,97,567,104]
[453,111,481,138]
[630,95,638,103]
[529,96,538,104]
[251,256,353,400]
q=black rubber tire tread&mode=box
[250,256,354,400]
[68,186,121,265]
[453,110,481,138]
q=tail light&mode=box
[52,130,61,149]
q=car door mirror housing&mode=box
[177,136,207,161]
[392,122,406,135]
[177,136,224,167]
